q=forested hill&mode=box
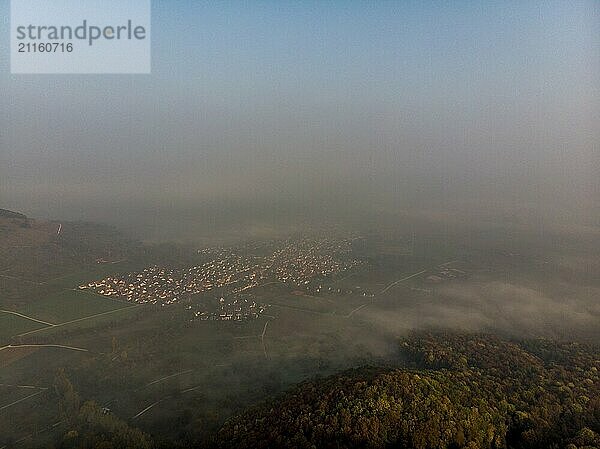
[215,334,600,449]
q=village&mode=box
[78,236,364,321]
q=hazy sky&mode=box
[1,1,598,240]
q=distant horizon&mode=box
[1,1,598,240]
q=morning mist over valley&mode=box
[0,1,598,448]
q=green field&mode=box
[1,288,135,342]
[42,261,143,289]
[21,289,129,324]
[0,314,46,341]
[0,386,46,410]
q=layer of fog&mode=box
[360,275,600,344]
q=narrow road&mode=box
[0,390,45,412]
[180,384,203,394]
[144,369,193,388]
[17,304,141,338]
[341,268,429,319]
[131,399,162,419]
[0,310,56,326]
[0,383,47,390]
[233,320,272,356]
[378,269,427,295]
[345,303,368,318]
[0,344,89,353]
[261,320,270,359]
[1,420,63,448]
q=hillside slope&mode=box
[0,207,28,220]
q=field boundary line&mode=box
[0,274,42,285]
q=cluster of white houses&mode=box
[80,237,363,307]
[191,296,266,321]
[79,255,267,305]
